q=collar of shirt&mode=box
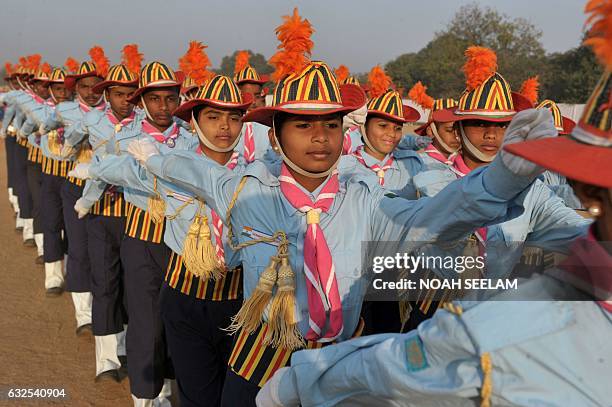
[106,109,136,128]
[451,154,472,177]
[424,143,456,165]
[355,147,396,172]
[141,120,179,143]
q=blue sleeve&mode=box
[371,157,533,243]
[63,118,88,147]
[398,134,431,151]
[20,115,37,136]
[145,151,243,218]
[1,105,16,133]
[43,109,62,132]
[79,180,107,209]
[277,308,480,406]
[89,154,156,195]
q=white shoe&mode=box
[34,233,44,256]
[23,218,34,241]
[44,260,64,289]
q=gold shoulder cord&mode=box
[442,303,491,407]
[224,177,304,350]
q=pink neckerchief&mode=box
[342,125,358,155]
[424,143,457,166]
[352,145,394,186]
[559,226,612,312]
[450,154,487,245]
[106,110,136,132]
[141,120,179,146]
[78,99,105,113]
[195,148,240,267]
[242,122,255,164]
[278,164,343,341]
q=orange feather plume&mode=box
[408,81,434,110]
[18,57,27,70]
[5,62,13,76]
[519,76,539,105]
[584,0,612,69]
[40,62,52,75]
[89,46,110,77]
[268,8,314,81]
[234,50,250,74]
[462,46,497,91]
[368,65,392,99]
[335,65,349,83]
[121,44,143,75]
[26,54,42,72]
[178,41,214,86]
[64,57,79,74]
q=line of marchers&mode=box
[372,278,518,291]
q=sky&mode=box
[0,0,586,73]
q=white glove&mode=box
[343,102,368,132]
[256,367,293,407]
[128,138,160,165]
[74,198,90,219]
[60,143,75,159]
[67,162,91,180]
[500,108,557,177]
[38,123,47,135]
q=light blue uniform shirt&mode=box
[62,108,145,209]
[143,150,537,342]
[276,272,612,406]
[101,120,198,211]
[540,171,583,210]
[88,152,245,269]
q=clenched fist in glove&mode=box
[67,162,91,180]
[74,198,90,219]
[128,138,160,165]
[499,108,557,177]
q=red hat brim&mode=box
[127,82,182,104]
[92,80,139,94]
[433,108,515,123]
[243,83,367,127]
[367,104,421,124]
[504,136,612,189]
[560,116,577,135]
[64,72,103,92]
[172,93,254,122]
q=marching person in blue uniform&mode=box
[63,46,146,385]
[21,63,54,264]
[256,4,612,404]
[118,9,565,406]
[233,50,272,164]
[73,75,253,407]
[70,60,189,405]
[38,52,106,345]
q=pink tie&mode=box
[352,146,394,186]
[342,126,357,155]
[141,120,179,144]
[279,164,344,341]
[243,123,255,163]
[106,110,136,129]
[210,151,239,266]
[424,143,457,166]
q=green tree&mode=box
[218,50,273,77]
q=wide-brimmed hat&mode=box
[234,51,268,86]
[173,75,253,122]
[127,61,182,103]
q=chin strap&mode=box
[191,112,240,153]
[459,122,495,163]
[141,96,155,122]
[429,122,458,155]
[272,116,340,179]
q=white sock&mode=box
[44,260,64,289]
[35,233,44,256]
[71,291,92,327]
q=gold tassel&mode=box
[48,130,61,156]
[76,143,93,163]
[480,352,492,407]
[147,176,166,224]
[182,212,224,280]
[227,255,279,335]
[267,254,305,350]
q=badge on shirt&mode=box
[241,226,281,247]
[405,336,429,372]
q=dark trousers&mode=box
[41,173,66,262]
[61,180,91,292]
[14,143,32,218]
[160,283,241,407]
[121,236,172,399]
[5,136,15,190]
[26,161,43,234]
[220,368,260,407]
[87,214,127,336]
